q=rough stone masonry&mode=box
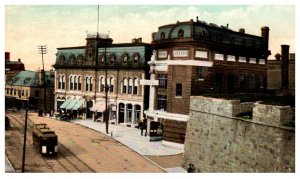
[183,96,295,172]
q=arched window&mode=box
[110,77,114,93]
[85,77,89,92]
[58,75,61,89]
[133,78,138,95]
[62,75,65,89]
[128,78,133,94]
[127,104,133,123]
[78,76,81,90]
[133,53,140,64]
[89,77,93,92]
[122,54,128,64]
[74,76,78,90]
[69,76,73,90]
[99,77,104,92]
[178,29,184,38]
[109,54,115,64]
[122,78,127,94]
[161,32,165,39]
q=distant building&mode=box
[5,70,55,113]
[267,45,295,95]
[5,52,25,83]
[53,34,151,126]
[144,18,270,147]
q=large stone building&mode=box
[53,34,151,126]
[5,52,25,83]
[144,18,270,148]
[5,69,55,112]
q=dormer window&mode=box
[133,53,140,64]
[99,54,105,63]
[109,54,115,64]
[122,53,128,64]
[178,29,184,38]
[69,55,75,65]
[161,32,165,40]
[59,55,65,65]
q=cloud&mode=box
[5,5,295,70]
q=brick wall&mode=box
[161,118,187,144]
[183,96,295,172]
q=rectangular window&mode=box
[133,86,138,95]
[86,83,89,92]
[70,83,73,90]
[176,83,182,96]
[260,76,264,88]
[58,82,61,89]
[100,84,104,92]
[157,95,167,111]
[195,51,208,58]
[259,59,266,64]
[128,86,132,94]
[227,55,236,62]
[123,85,127,94]
[35,90,39,97]
[249,58,257,64]
[214,53,224,60]
[62,82,65,89]
[26,90,28,97]
[158,50,168,58]
[239,74,245,90]
[110,85,114,93]
[158,74,168,89]
[90,84,93,92]
[78,83,81,90]
[198,67,205,79]
[74,83,77,90]
[239,57,247,63]
[173,50,189,57]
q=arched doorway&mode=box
[127,104,133,123]
[86,100,93,118]
[118,103,125,123]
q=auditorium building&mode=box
[144,17,271,148]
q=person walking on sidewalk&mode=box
[140,118,147,136]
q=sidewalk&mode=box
[5,156,15,173]
[71,119,184,156]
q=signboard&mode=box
[140,79,159,86]
[249,58,257,64]
[158,51,168,58]
[227,55,236,62]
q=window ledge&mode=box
[175,96,182,99]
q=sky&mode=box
[4,4,295,71]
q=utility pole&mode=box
[104,47,109,134]
[21,102,28,172]
[38,45,47,116]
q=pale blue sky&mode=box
[5,5,295,70]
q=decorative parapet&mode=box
[190,96,253,118]
[253,102,294,127]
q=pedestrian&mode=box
[187,164,195,173]
[140,118,147,136]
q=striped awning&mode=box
[60,98,73,109]
[72,99,83,110]
[66,99,78,110]
[90,101,106,112]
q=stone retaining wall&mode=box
[183,96,295,172]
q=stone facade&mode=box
[183,96,295,172]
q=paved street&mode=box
[5,111,165,172]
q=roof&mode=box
[7,70,54,87]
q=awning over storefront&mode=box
[72,99,83,110]
[90,101,105,112]
[66,99,78,110]
[60,98,73,109]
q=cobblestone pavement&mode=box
[5,111,164,172]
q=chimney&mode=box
[281,45,289,90]
[239,28,245,33]
[152,32,156,41]
[39,69,45,86]
[138,37,142,43]
[18,58,21,62]
[5,52,10,61]
[261,26,270,51]
[275,53,281,61]
[132,38,137,43]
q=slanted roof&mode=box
[7,70,54,87]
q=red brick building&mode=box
[5,52,25,83]
[144,18,270,148]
